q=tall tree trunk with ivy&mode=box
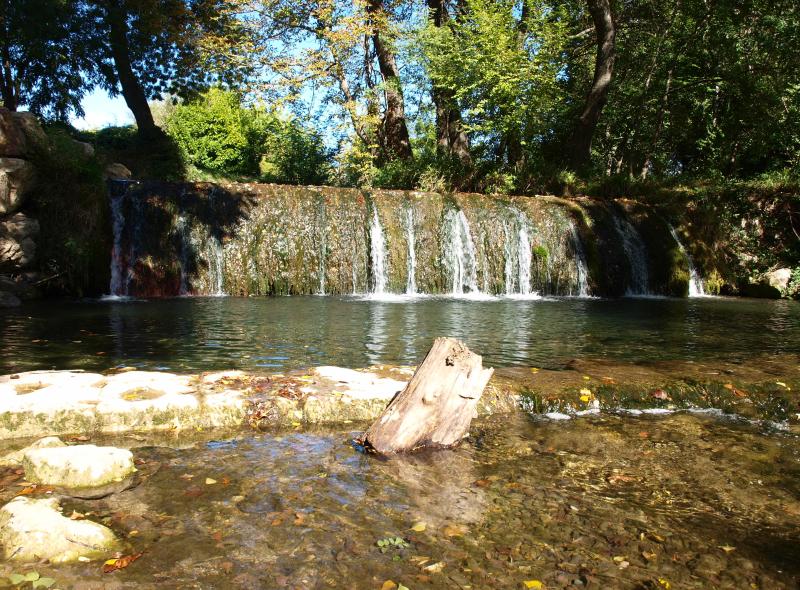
[569,0,615,171]
[427,0,471,166]
[366,0,413,162]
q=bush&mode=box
[165,88,330,184]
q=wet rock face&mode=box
[0,496,122,563]
[0,212,39,271]
[22,444,135,489]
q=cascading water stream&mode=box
[442,208,479,295]
[208,235,225,296]
[404,206,417,294]
[176,214,190,295]
[611,210,650,295]
[369,207,388,294]
[108,191,127,297]
[569,221,591,297]
[668,224,706,297]
[503,208,533,296]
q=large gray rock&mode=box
[766,268,792,293]
[0,436,65,466]
[22,444,135,489]
[0,213,39,271]
[0,158,36,215]
[0,496,122,563]
[0,109,46,158]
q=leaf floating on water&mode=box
[718,545,736,553]
[657,578,671,589]
[582,375,591,381]
[381,581,398,590]
[523,581,543,589]
[103,552,143,573]
[410,522,426,532]
[205,478,217,485]
[32,577,56,589]
[530,368,539,374]
[423,561,444,573]
[642,551,657,561]
[579,394,591,403]
[776,381,791,390]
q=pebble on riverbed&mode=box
[0,496,123,563]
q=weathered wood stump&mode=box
[363,337,494,454]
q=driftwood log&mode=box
[363,337,494,454]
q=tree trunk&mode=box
[569,0,615,171]
[366,0,413,161]
[427,0,471,166]
[105,0,158,138]
[363,337,494,454]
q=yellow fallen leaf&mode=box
[523,581,543,589]
[776,381,791,390]
[530,367,540,373]
[291,421,302,427]
[205,478,217,485]
[381,582,398,590]
[658,578,671,589]
[612,556,627,563]
[582,375,591,381]
[579,388,592,396]
[580,395,591,403]
[411,522,427,532]
[718,545,736,553]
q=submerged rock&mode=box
[0,436,65,466]
[0,496,122,563]
[22,444,135,489]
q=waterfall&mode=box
[442,208,479,295]
[503,208,533,295]
[611,210,650,295]
[176,214,190,295]
[668,224,706,297]
[569,221,591,297]
[108,191,127,297]
[208,234,226,296]
[404,205,417,294]
[316,198,327,295]
[369,207,388,294]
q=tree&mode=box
[0,0,97,118]
[87,0,253,137]
[568,0,615,171]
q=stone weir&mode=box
[107,181,700,298]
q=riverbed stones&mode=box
[22,444,135,488]
[0,496,122,563]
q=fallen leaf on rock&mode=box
[103,552,143,573]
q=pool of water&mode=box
[1,412,797,588]
[1,296,799,373]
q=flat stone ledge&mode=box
[22,444,135,488]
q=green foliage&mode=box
[165,88,330,184]
[28,126,110,296]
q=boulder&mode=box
[0,110,46,158]
[0,213,39,271]
[22,444,135,489]
[0,496,122,563]
[0,436,65,466]
[72,140,95,158]
[103,162,132,180]
[766,268,792,293]
[0,158,36,215]
[0,290,20,307]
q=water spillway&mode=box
[106,182,697,298]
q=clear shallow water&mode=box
[1,296,799,373]
[1,412,797,588]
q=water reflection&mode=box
[1,296,799,373]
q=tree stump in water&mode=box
[363,337,494,454]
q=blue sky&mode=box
[70,88,134,130]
